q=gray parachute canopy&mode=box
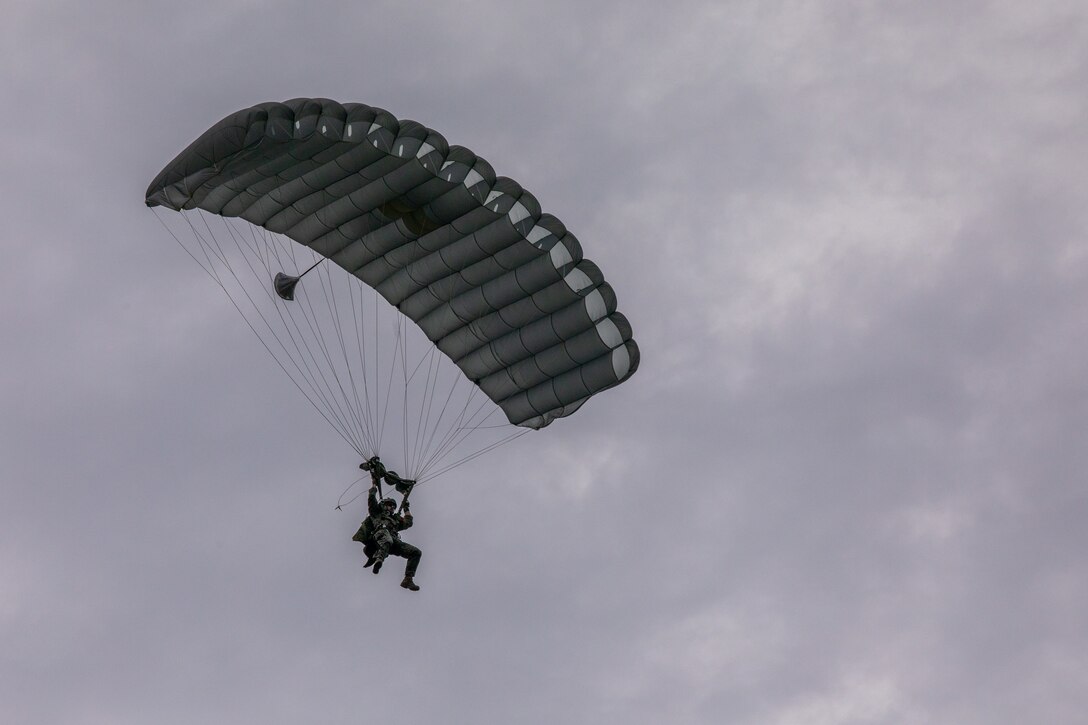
[146,98,639,430]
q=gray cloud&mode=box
[2,1,1086,723]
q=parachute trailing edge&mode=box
[146,98,639,430]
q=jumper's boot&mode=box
[372,554,386,574]
[400,575,420,591]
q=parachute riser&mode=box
[396,481,415,513]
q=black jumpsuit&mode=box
[361,487,421,577]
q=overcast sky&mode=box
[3,1,1087,723]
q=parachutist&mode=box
[351,464,421,591]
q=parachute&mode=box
[146,98,639,482]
